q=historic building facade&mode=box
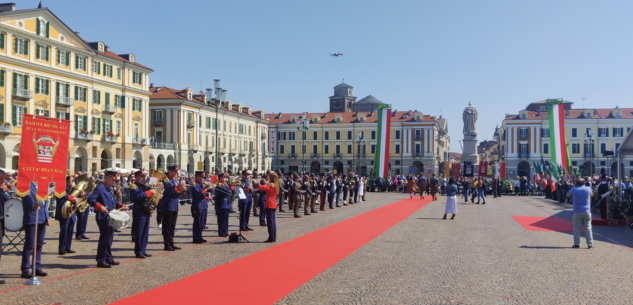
[500,100,633,179]
[267,83,449,176]
[0,4,153,173]
[148,85,272,173]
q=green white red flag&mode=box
[373,105,392,178]
[547,99,569,171]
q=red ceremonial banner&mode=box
[16,115,71,201]
[451,163,460,178]
[500,162,506,179]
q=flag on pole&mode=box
[547,99,568,170]
[373,105,392,178]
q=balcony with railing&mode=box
[153,119,164,126]
[289,153,297,158]
[518,152,530,158]
[187,120,195,128]
[229,148,237,154]
[103,104,120,114]
[150,141,175,149]
[104,135,118,142]
[414,134,422,140]
[519,132,528,139]
[75,132,93,141]
[0,125,13,133]
[584,153,595,158]
[311,153,320,158]
[13,88,33,99]
[357,153,366,158]
[56,96,72,106]
[333,153,343,158]
[189,144,199,152]
[413,152,422,157]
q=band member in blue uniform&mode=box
[214,173,232,237]
[55,176,82,255]
[258,172,268,226]
[87,170,128,268]
[21,182,51,278]
[160,165,186,251]
[75,192,90,240]
[191,171,212,243]
[237,170,254,232]
[130,170,157,258]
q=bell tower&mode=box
[329,82,356,112]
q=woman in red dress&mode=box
[258,172,280,242]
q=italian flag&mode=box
[373,106,392,178]
[547,99,568,170]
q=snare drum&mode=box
[107,210,130,229]
[3,198,23,232]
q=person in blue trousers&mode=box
[191,171,212,243]
[88,170,128,268]
[237,170,254,231]
[55,176,82,255]
[21,182,51,278]
[130,170,157,258]
[214,173,232,237]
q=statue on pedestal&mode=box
[463,102,478,137]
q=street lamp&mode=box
[355,132,365,175]
[584,130,595,177]
[207,79,226,173]
[296,112,309,172]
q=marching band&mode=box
[0,168,369,282]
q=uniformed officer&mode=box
[284,174,293,210]
[227,169,237,213]
[335,174,343,207]
[342,175,349,206]
[353,175,360,203]
[20,182,51,279]
[160,165,186,251]
[303,174,312,216]
[292,174,303,218]
[191,171,212,243]
[129,169,157,258]
[319,174,327,211]
[257,172,268,226]
[55,176,82,255]
[348,175,356,205]
[309,173,318,214]
[237,170,254,232]
[326,175,335,209]
[277,172,286,213]
[88,170,128,268]
[251,173,260,217]
[75,178,90,240]
[214,173,232,237]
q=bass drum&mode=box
[4,198,24,232]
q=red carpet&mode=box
[512,216,586,232]
[113,197,431,305]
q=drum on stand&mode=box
[4,198,24,232]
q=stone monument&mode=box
[462,102,479,164]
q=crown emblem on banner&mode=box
[33,134,59,163]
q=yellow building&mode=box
[0,3,153,173]
[500,100,633,178]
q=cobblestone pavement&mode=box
[279,194,633,305]
[2,193,633,304]
[0,194,395,304]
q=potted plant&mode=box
[116,133,120,137]
[107,131,114,137]
[4,122,10,127]
[89,130,95,134]
[80,128,87,134]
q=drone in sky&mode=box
[330,53,343,57]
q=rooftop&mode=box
[265,110,436,124]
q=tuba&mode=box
[77,180,97,214]
[143,169,166,214]
[61,176,91,219]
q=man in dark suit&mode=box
[160,165,186,251]
[55,176,82,255]
[214,173,232,237]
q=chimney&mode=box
[74,31,80,37]
[0,3,16,12]
[150,83,154,88]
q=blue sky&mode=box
[26,0,633,151]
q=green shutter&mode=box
[0,70,4,87]
[46,22,49,38]
[75,54,78,69]
[56,49,60,64]
[65,84,69,97]
[109,119,113,132]
[13,36,17,53]
[0,33,4,49]
[0,104,4,122]
[83,115,88,130]
[36,19,40,35]
[24,40,28,55]
[36,42,40,59]
[45,80,49,95]
[74,86,78,100]
[23,75,28,89]
[121,96,125,108]
[98,118,101,134]
[12,106,16,126]
[82,57,86,70]
[65,52,69,66]
[35,78,40,93]
[45,46,49,61]
[83,88,87,101]
[105,92,110,106]
[12,72,16,89]
[75,114,78,132]
[56,82,60,101]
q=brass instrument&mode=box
[143,169,166,214]
[77,181,97,214]
[61,176,91,219]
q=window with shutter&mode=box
[120,96,125,108]
[0,104,3,122]
[105,92,110,106]
[75,86,78,101]
[65,51,69,66]
[0,70,4,87]
[46,22,49,38]
[0,33,4,49]
[75,114,79,132]
[23,75,28,90]
[83,115,88,131]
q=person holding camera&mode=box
[566,178,594,249]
